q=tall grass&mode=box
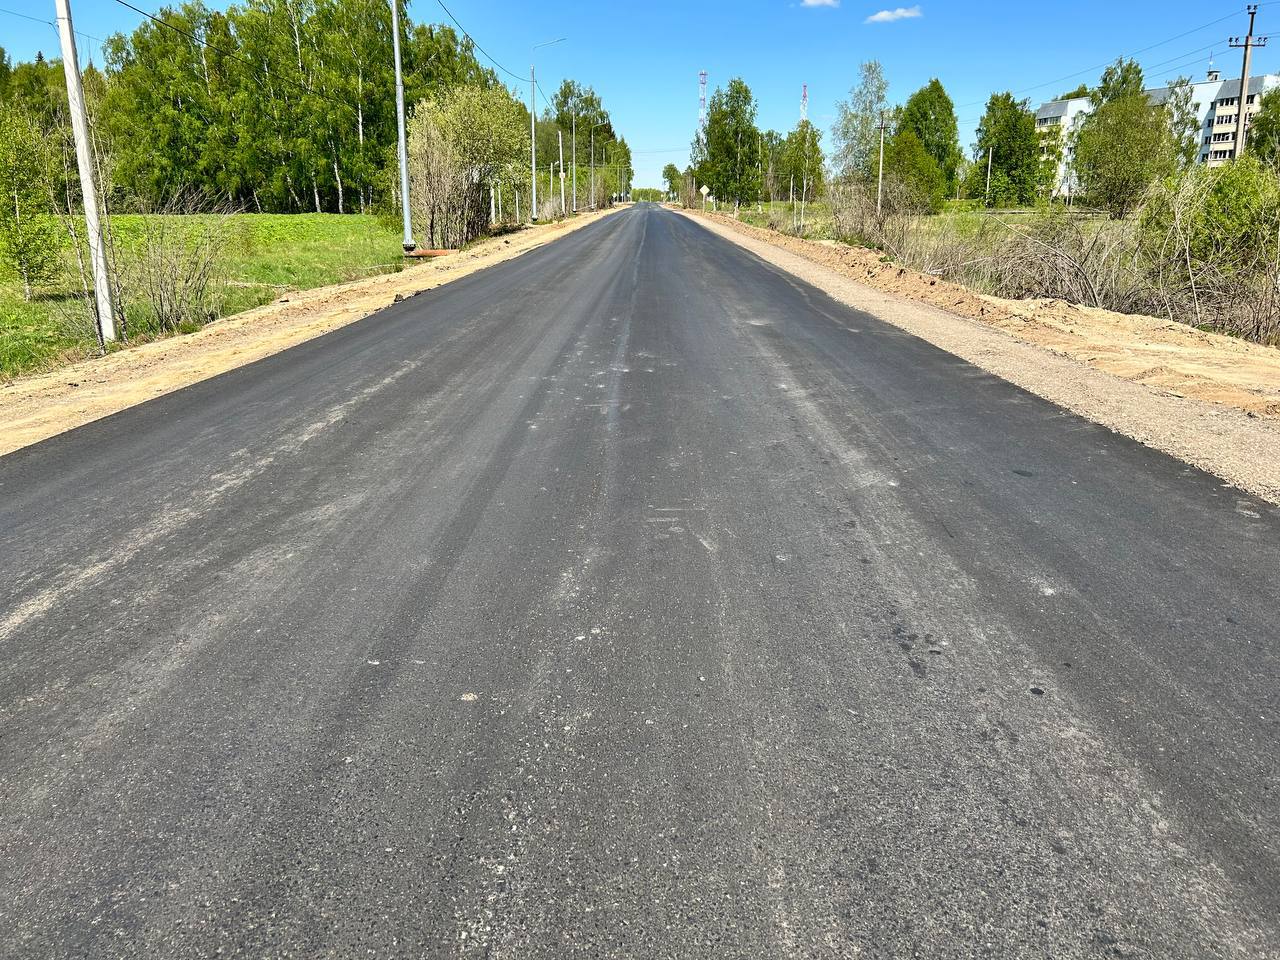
[827,173,1280,346]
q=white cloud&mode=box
[865,5,922,22]
[801,0,840,6]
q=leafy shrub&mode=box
[1138,157,1280,341]
[1073,95,1178,218]
[885,129,946,214]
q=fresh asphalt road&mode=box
[1,203,1278,958]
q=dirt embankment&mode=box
[683,209,1280,505]
[693,210,1280,418]
[0,209,621,458]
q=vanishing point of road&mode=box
[2,204,1277,958]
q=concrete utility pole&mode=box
[799,83,809,229]
[985,146,994,204]
[1230,5,1268,158]
[757,131,764,214]
[876,112,888,216]
[530,64,537,221]
[529,64,539,221]
[389,0,413,251]
[55,0,115,343]
[571,111,578,213]
[558,129,566,215]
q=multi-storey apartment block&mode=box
[1034,67,1280,196]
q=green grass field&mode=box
[0,213,407,381]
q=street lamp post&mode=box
[391,0,413,250]
[589,120,606,211]
[530,38,566,222]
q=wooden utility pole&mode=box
[1230,5,1268,158]
[55,0,116,344]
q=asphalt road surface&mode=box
[2,203,1278,959]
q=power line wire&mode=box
[952,9,1242,110]
[0,9,112,75]
[432,0,571,122]
[0,5,53,25]
[955,42,1235,126]
[433,0,525,82]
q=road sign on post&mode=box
[700,183,710,211]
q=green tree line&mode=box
[827,55,1280,217]
[685,77,825,210]
[0,0,631,217]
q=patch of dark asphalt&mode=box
[1,204,1277,958]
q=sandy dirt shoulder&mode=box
[0,208,622,458]
[682,208,1280,505]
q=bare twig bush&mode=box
[829,176,934,263]
[118,190,234,337]
[1137,159,1280,343]
[680,172,701,209]
[407,119,476,248]
[969,211,1150,315]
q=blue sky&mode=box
[4,0,1276,186]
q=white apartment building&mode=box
[1034,67,1280,197]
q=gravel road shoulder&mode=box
[682,208,1280,504]
[0,208,623,458]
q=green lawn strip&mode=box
[0,213,406,381]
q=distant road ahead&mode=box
[2,203,1277,958]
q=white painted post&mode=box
[55,0,115,343]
